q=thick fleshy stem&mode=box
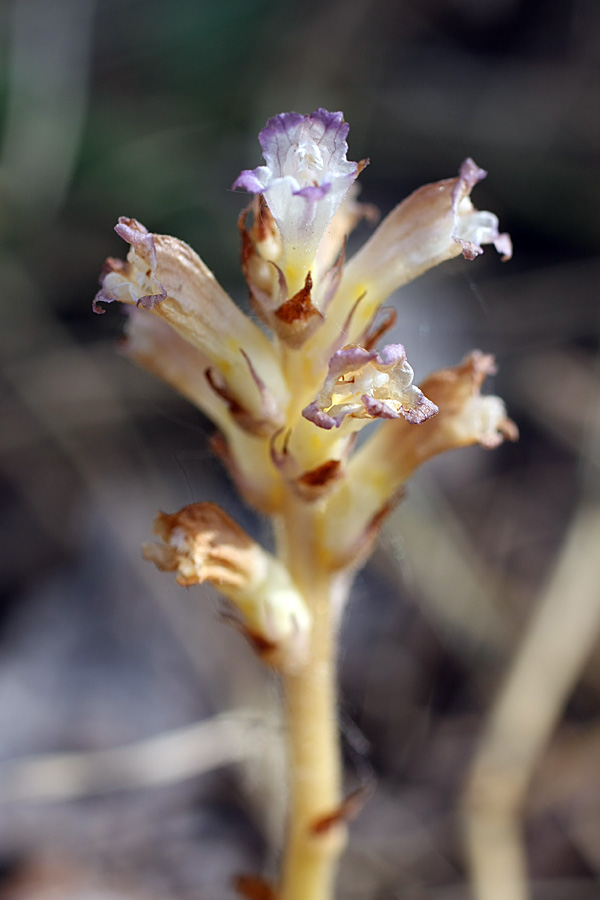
[275,498,348,900]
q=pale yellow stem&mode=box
[276,500,348,900]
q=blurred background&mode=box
[0,0,599,897]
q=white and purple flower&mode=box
[303,343,438,430]
[233,109,361,293]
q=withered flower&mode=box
[144,503,310,669]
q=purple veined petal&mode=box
[256,109,351,171]
[233,109,361,292]
[257,112,306,157]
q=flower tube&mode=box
[323,159,512,345]
[303,343,438,430]
[95,217,288,429]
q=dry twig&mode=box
[462,505,600,900]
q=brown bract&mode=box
[273,272,324,349]
[234,874,277,900]
[270,429,349,501]
[239,198,282,318]
[239,202,326,348]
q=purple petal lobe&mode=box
[328,345,376,379]
[379,343,407,366]
[232,168,270,194]
[92,217,167,314]
[293,183,331,201]
[457,157,487,191]
[114,216,157,268]
[301,402,337,430]
[452,159,513,262]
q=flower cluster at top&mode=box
[94,109,516,668]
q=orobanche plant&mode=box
[94,109,516,900]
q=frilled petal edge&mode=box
[303,343,438,430]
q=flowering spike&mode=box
[94,106,516,900]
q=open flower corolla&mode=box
[233,109,361,293]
